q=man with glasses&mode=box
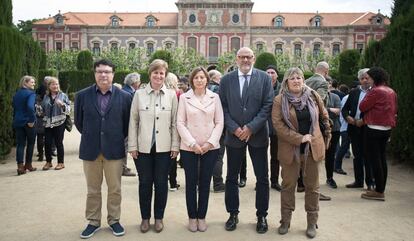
[75,59,132,239]
[219,47,273,234]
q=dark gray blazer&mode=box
[74,84,132,161]
[219,68,274,148]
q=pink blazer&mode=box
[177,89,224,152]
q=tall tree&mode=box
[391,0,414,21]
[16,19,39,36]
[0,0,13,26]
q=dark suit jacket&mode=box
[74,84,132,161]
[219,68,273,148]
[341,87,362,134]
[122,85,135,96]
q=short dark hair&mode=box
[338,84,350,95]
[94,59,116,72]
[188,67,210,90]
[265,65,279,75]
[332,79,339,88]
[367,67,389,85]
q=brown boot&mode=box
[42,162,53,170]
[17,163,26,175]
[24,162,37,172]
[55,163,65,170]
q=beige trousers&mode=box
[83,153,123,226]
[280,154,320,224]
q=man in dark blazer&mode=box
[219,47,273,234]
[341,68,374,190]
[75,59,132,239]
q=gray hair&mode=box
[357,68,370,80]
[124,72,141,86]
[208,69,221,80]
[279,67,305,94]
[315,61,329,72]
[164,72,178,90]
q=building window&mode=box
[376,17,382,25]
[147,17,155,27]
[147,42,154,56]
[187,37,197,50]
[56,16,63,25]
[40,42,46,50]
[313,43,321,57]
[111,18,119,27]
[256,43,264,52]
[232,14,240,24]
[129,42,136,50]
[332,44,340,56]
[275,43,283,55]
[165,42,173,49]
[275,17,283,27]
[55,42,62,51]
[314,17,321,27]
[230,37,240,52]
[71,42,79,51]
[110,42,118,52]
[356,43,364,53]
[294,44,302,57]
[189,14,196,24]
[209,37,219,62]
[93,43,100,55]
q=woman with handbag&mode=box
[40,77,71,170]
[272,67,330,238]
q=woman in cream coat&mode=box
[272,67,330,239]
[177,67,224,232]
[128,59,180,233]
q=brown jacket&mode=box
[271,91,330,165]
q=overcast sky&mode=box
[12,0,394,23]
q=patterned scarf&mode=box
[281,87,318,162]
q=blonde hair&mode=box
[280,67,305,94]
[19,75,35,88]
[164,72,178,90]
[45,77,60,95]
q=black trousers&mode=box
[225,145,269,217]
[45,124,65,163]
[239,150,247,180]
[168,157,178,187]
[269,134,280,184]
[325,131,340,179]
[365,127,391,193]
[212,135,225,187]
[349,126,373,186]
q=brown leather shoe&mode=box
[24,163,37,172]
[154,219,164,233]
[140,219,150,233]
[55,163,65,170]
[17,163,26,175]
[42,162,53,170]
[361,191,385,201]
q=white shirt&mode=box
[238,68,253,97]
[355,86,370,120]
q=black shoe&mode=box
[169,184,180,191]
[80,224,100,239]
[225,214,238,231]
[319,193,332,201]
[326,178,337,189]
[214,184,225,193]
[238,179,246,188]
[345,182,364,188]
[122,168,136,176]
[271,183,282,191]
[297,186,305,193]
[256,216,268,234]
[334,169,347,175]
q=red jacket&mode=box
[360,84,397,128]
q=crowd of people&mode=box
[11,46,397,239]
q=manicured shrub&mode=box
[76,50,94,71]
[254,52,277,71]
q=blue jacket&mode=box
[74,85,132,161]
[219,68,273,148]
[12,88,36,128]
[121,85,135,96]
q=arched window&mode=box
[110,42,118,52]
[128,42,136,50]
[275,17,283,27]
[332,44,340,56]
[147,17,155,27]
[209,37,219,62]
[147,42,154,56]
[314,17,321,27]
[111,18,119,27]
[230,37,240,52]
[165,42,173,49]
[294,44,302,57]
[274,43,283,55]
[313,43,321,57]
[93,42,101,55]
[256,43,264,52]
[187,37,197,50]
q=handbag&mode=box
[65,115,73,132]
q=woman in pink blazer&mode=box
[177,67,224,232]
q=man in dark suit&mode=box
[75,59,132,239]
[219,47,273,234]
[341,68,374,190]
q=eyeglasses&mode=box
[237,55,254,60]
[95,70,113,75]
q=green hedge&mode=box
[338,49,361,87]
[0,26,26,158]
[59,70,95,94]
[0,0,12,26]
[76,50,93,71]
[254,52,277,71]
[37,69,58,86]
